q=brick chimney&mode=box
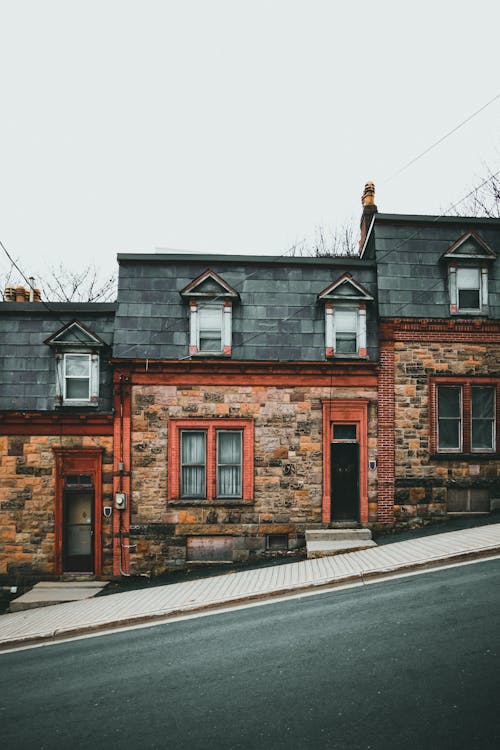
[4,283,41,302]
[359,181,377,250]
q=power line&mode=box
[383,92,500,184]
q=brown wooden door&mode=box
[331,443,359,521]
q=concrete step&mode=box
[9,581,109,612]
[306,539,377,559]
[305,528,373,542]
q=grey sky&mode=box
[1,0,500,286]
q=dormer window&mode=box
[44,320,106,407]
[180,269,239,357]
[442,232,496,316]
[318,274,373,358]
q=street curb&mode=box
[1,544,500,652]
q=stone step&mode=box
[305,528,373,542]
[306,539,377,559]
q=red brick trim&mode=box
[53,447,104,577]
[380,318,500,343]
[0,412,113,435]
[377,342,395,522]
[113,374,131,576]
[167,418,254,502]
[322,399,369,524]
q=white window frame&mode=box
[189,299,232,356]
[56,350,100,406]
[448,263,488,315]
[325,303,367,358]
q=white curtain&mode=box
[217,432,242,497]
[181,432,206,497]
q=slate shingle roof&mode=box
[363,214,500,319]
[113,254,378,361]
[0,303,116,411]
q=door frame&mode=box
[322,399,369,524]
[53,447,103,576]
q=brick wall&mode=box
[129,383,378,573]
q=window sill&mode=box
[56,401,99,408]
[190,351,231,358]
[168,498,253,507]
[431,453,500,461]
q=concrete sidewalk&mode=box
[1,522,500,651]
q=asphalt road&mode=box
[2,559,500,750]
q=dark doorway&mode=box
[63,475,94,572]
[331,443,359,521]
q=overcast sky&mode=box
[1,0,500,287]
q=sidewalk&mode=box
[1,522,500,651]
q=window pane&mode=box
[336,333,357,353]
[438,420,460,449]
[472,421,494,450]
[218,432,241,463]
[335,310,357,332]
[181,432,206,497]
[438,387,461,418]
[65,354,90,377]
[181,432,205,464]
[66,379,90,399]
[333,424,357,440]
[217,431,242,497]
[472,387,494,419]
[199,332,222,351]
[458,289,480,310]
[456,267,480,288]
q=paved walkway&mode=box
[1,523,500,650]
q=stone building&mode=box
[0,300,116,580]
[112,252,379,573]
[2,188,500,582]
[363,213,500,525]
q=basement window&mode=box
[266,534,288,551]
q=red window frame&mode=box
[167,418,254,501]
[429,378,500,455]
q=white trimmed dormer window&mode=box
[180,269,239,357]
[318,274,373,358]
[442,232,496,316]
[44,320,106,407]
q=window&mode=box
[181,431,206,498]
[64,354,91,401]
[335,309,358,354]
[435,382,496,453]
[318,274,373,359]
[456,267,481,311]
[471,387,495,450]
[199,304,223,352]
[442,232,495,316]
[217,431,242,497]
[168,418,254,502]
[44,320,105,407]
[180,269,239,357]
[56,351,100,406]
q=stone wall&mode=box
[393,340,500,522]
[0,435,114,582]
[129,383,378,574]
